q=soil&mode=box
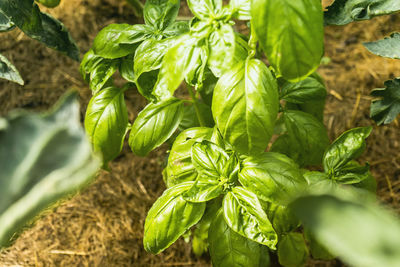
[0,0,399,266]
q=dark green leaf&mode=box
[143,182,206,254]
[165,127,213,187]
[0,54,23,85]
[85,87,128,166]
[277,232,309,267]
[179,102,214,130]
[252,0,324,81]
[364,32,400,59]
[272,110,329,166]
[134,37,177,99]
[304,228,335,260]
[291,191,400,267]
[187,0,223,19]
[281,76,326,104]
[0,1,79,60]
[333,161,371,185]
[35,0,60,8]
[212,59,279,155]
[286,98,326,122]
[191,141,229,177]
[119,54,135,82]
[198,68,218,106]
[223,187,278,249]
[93,24,151,59]
[324,0,400,26]
[0,92,101,247]
[0,10,14,32]
[239,152,306,205]
[230,0,251,20]
[144,0,180,30]
[264,202,299,235]
[129,98,184,156]
[209,209,261,267]
[370,78,400,125]
[323,127,372,173]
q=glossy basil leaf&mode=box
[277,232,309,267]
[272,110,329,167]
[162,21,190,38]
[143,182,206,254]
[304,228,335,261]
[134,37,177,99]
[364,33,400,59]
[85,86,128,167]
[191,140,229,177]
[370,78,400,125]
[207,24,236,78]
[290,192,400,267]
[212,59,279,155]
[0,92,101,247]
[223,187,278,249]
[0,54,23,85]
[230,0,251,20]
[165,127,213,187]
[303,171,330,186]
[179,102,214,130]
[0,11,14,32]
[281,76,326,104]
[324,0,400,26]
[93,24,151,59]
[209,209,261,267]
[153,34,204,100]
[333,161,371,185]
[187,0,223,19]
[239,152,306,205]
[263,202,299,236]
[192,199,221,256]
[129,98,184,156]
[35,0,60,8]
[143,0,180,31]
[0,1,79,60]
[323,127,372,173]
[183,176,223,203]
[119,54,135,82]
[252,0,324,81]
[286,98,326,122]
[353,170,377,194]
[198,68,218,106]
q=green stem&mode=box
[188,86,206,127]
[248,21,258,58]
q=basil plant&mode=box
[81,0,376,266]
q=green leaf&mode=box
[187,0,223,19]
[239,152,306,205]
[212,59,279,155]
[153,34,205,100]
[179,102,214,130]
[264,202,299,235]
[290,191,400,267]
[134,37,177,99]
[85,87,128,167]
[162,21,190,38]
[0,54,24,85]
[272,110,329,166]
[35,0,60,8]
[93,24,151,59]
[0,1,79,60]
[119,54,135,82]
[223,186,278,249]
[207,24,236,78]
[191,141,229,177]
[364,32,400,59]
[252,0,324,81]
[281,76,326,104]
[304,228,335,260]
[209,209,261,267]
[277,232,309,267]
[143,0,180,30]
[0,10,14,32]
[143,182,206,254]
[323,127,372,173]
[324,0,400,26]
[286,98,326,122]
[370,78,400,125]
[129,98,184,156]
[230,0,251,20]
[333,160,371,185]
[0,92,101,247]
[165,127,213,187]
[183,176,223,203]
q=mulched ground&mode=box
[0,0,399,266]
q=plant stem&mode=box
[188,86,206,127]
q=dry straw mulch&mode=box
[0,0,399,266]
